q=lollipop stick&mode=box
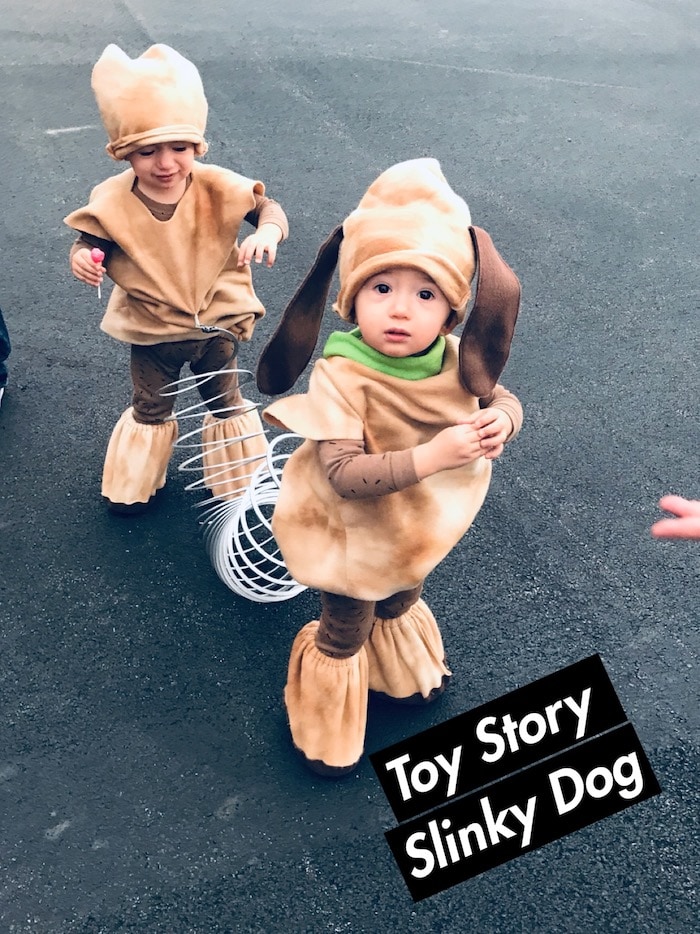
[90,248,105,301]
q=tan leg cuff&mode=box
[284,621,368,775]
[366,598,451,703]
[201,403,267,501]
[101,407,178,506]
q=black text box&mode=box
[385,722,661,902]
[371,654,627,821]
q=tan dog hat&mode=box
[257,158,521,397]
[92,43,209,161]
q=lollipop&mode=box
[90,248,105,300]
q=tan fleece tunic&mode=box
[264,335,520,601]
[64,161,278,344]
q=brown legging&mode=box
[316,585,423,659]
[130,336,243,424]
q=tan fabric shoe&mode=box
[365,598,451,704]
[201,404,267,501]
[102,407,178,512]
[284,621,369,777]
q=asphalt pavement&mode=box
[0,1,698,931]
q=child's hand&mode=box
[413,423,483,478]
[463,408,513,461]
[413,409,514,479]
[238,223,283,268]
[71,247,104,288]
[651,495,700,540]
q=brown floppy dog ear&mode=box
[459,226,521,396]
[256,225,344,395]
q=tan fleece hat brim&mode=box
[334,249,472,321]
[107,127,208,161]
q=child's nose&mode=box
[390,293,410,316]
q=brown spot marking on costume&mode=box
[293,497,328,531]
[382,491,440,571]
[193,181,224,244]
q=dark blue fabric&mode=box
[0,307,10,387]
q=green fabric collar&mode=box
[323,328,445,380]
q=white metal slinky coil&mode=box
[197,433,307,603]
[163,363,307,603]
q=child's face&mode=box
[126,141,195,201]
[353,267,454,357]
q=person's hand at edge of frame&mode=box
[651,494,700,541]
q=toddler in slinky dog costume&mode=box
[256,158,523,777]
[65,44,288,513]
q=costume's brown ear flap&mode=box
[256,225,344,395]
[458,226,521,396]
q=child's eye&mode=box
[138,149,155,157]
[172,145,188,152]
[374,283,391,294]
[418,289,435,300]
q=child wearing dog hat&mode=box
[257,158,523,776]
[65,44,288,513]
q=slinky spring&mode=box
[162,366,306,603]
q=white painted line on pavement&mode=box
[45,125,99,135]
